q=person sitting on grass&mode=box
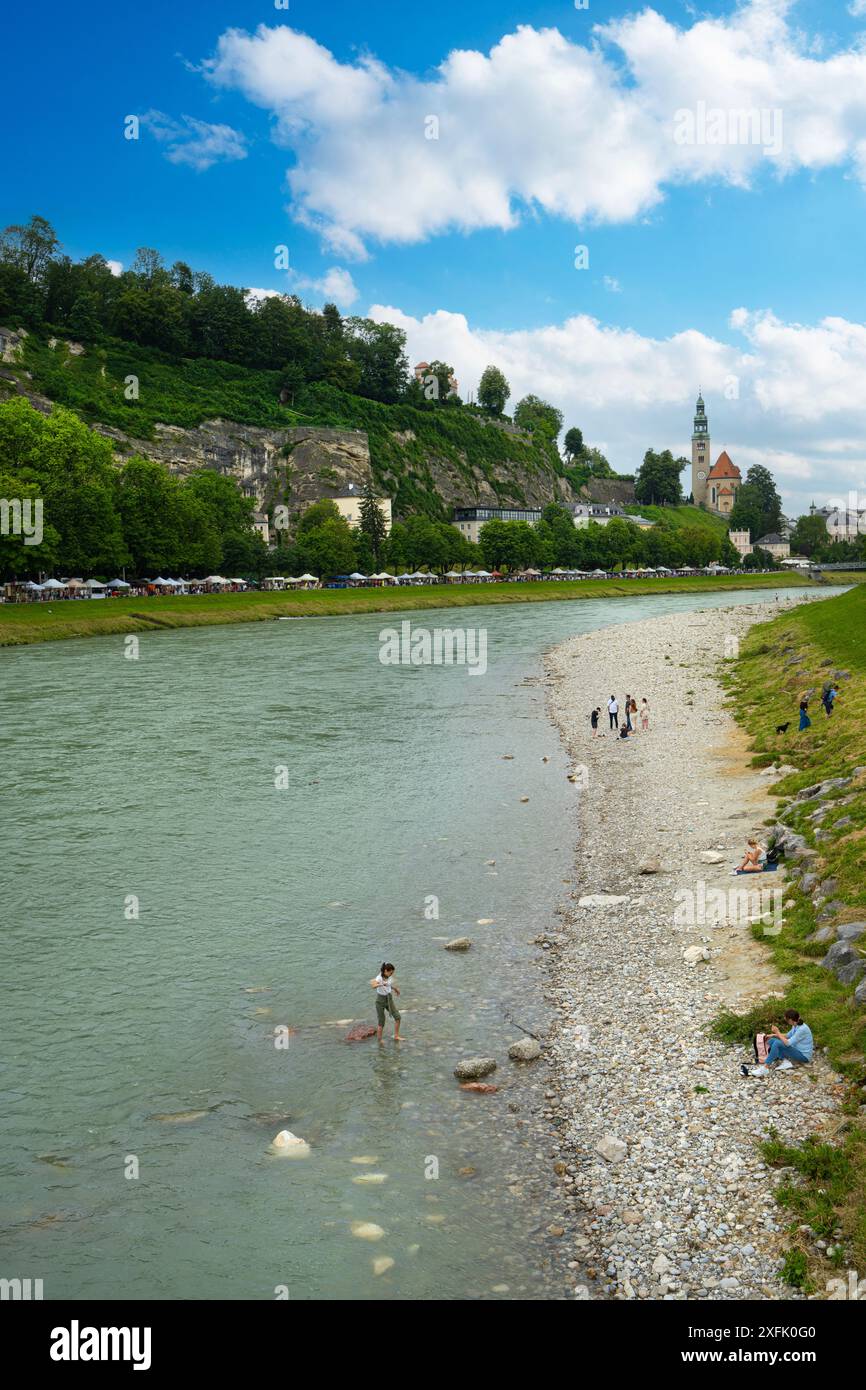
[742,1010,813,1076]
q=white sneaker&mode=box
[777,1059,794,1071]
[750,1065,769,1077]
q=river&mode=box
[0,586,834,1300]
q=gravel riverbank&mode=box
[536,596,844,1301]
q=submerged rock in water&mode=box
[352,1173,388,1185]
[508,1037,541,1062]
[373,1256,395,1276]
[351,1220,385,1241]
[459,1082,499,1094]
[454,1057,497,1080]
[271,1129,310,1157]
[152,1109,209,1124]
[345,1023,377,1042]
[350,1155,379,1164]
[444,937,471,951]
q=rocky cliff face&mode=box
[95,419,373,516]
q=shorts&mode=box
[376,993,400,1026]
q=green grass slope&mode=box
[719,584,866,1287]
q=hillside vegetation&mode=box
[625,502,729,534]
[9,333,568,521]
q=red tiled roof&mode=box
[707,450,741,480]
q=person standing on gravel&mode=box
[608,695,619,730]
[640,698,650,731]
[591,707,601,737]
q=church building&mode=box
[691,393,742,515]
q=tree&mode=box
[0,470,61,579]
[583,446,615,478]
[344,318,409,402]
[790,513,828,558]
[478,365,510,416]
[358,480,387,563]
[296,517,357,579]
[634,449,685,506]
[728,484,765,541]
[513,395,563,440]
[0,215,60,284]
[744,464,783,535]
[563,427,584,460]
[729,465,782,539]
[425,360,458,404]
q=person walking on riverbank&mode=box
[743,1011,813,1075]
[625,695,633,733]
[371,963,402,1042]
[799,697,812,731]
[640,698,650,732]
[608,695,619,730]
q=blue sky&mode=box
[4,0,866,514]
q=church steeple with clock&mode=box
[691,391,710,506]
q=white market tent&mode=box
[85,579,106,590]
[298,573,318,583]
[106,578,130,590]
[42,578,67,590]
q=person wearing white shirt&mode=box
[370,962,402,1042]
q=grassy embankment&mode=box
[715,584,866,1289]
[624,502,729,534]
[0,571,817,648]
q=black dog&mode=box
[775,721,790,734]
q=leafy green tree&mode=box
[635,449,685,506]
[513,395,563,440]
[790,513,828,558]
[583,446,615,478]
[344,318,409,402]
[728,483,765,540]
[563,427,584,460]
[0,215,60,284]
[423,360,458,404]
[296,517,357,579]
[478,365,510,416]
[0,470,61,579]
[297,498,342,533]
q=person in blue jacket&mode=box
[744,1010,813,1076]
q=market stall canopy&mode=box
[106,579,130,589]
[85,579,106,589]
[42,578,67,590]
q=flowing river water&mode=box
[0,586,832,1300]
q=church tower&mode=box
[691,392,710,506]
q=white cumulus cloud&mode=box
[142,110,248,172]
[290,266,359,308]
[201,5,866,253]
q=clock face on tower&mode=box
[698,470,706,481]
